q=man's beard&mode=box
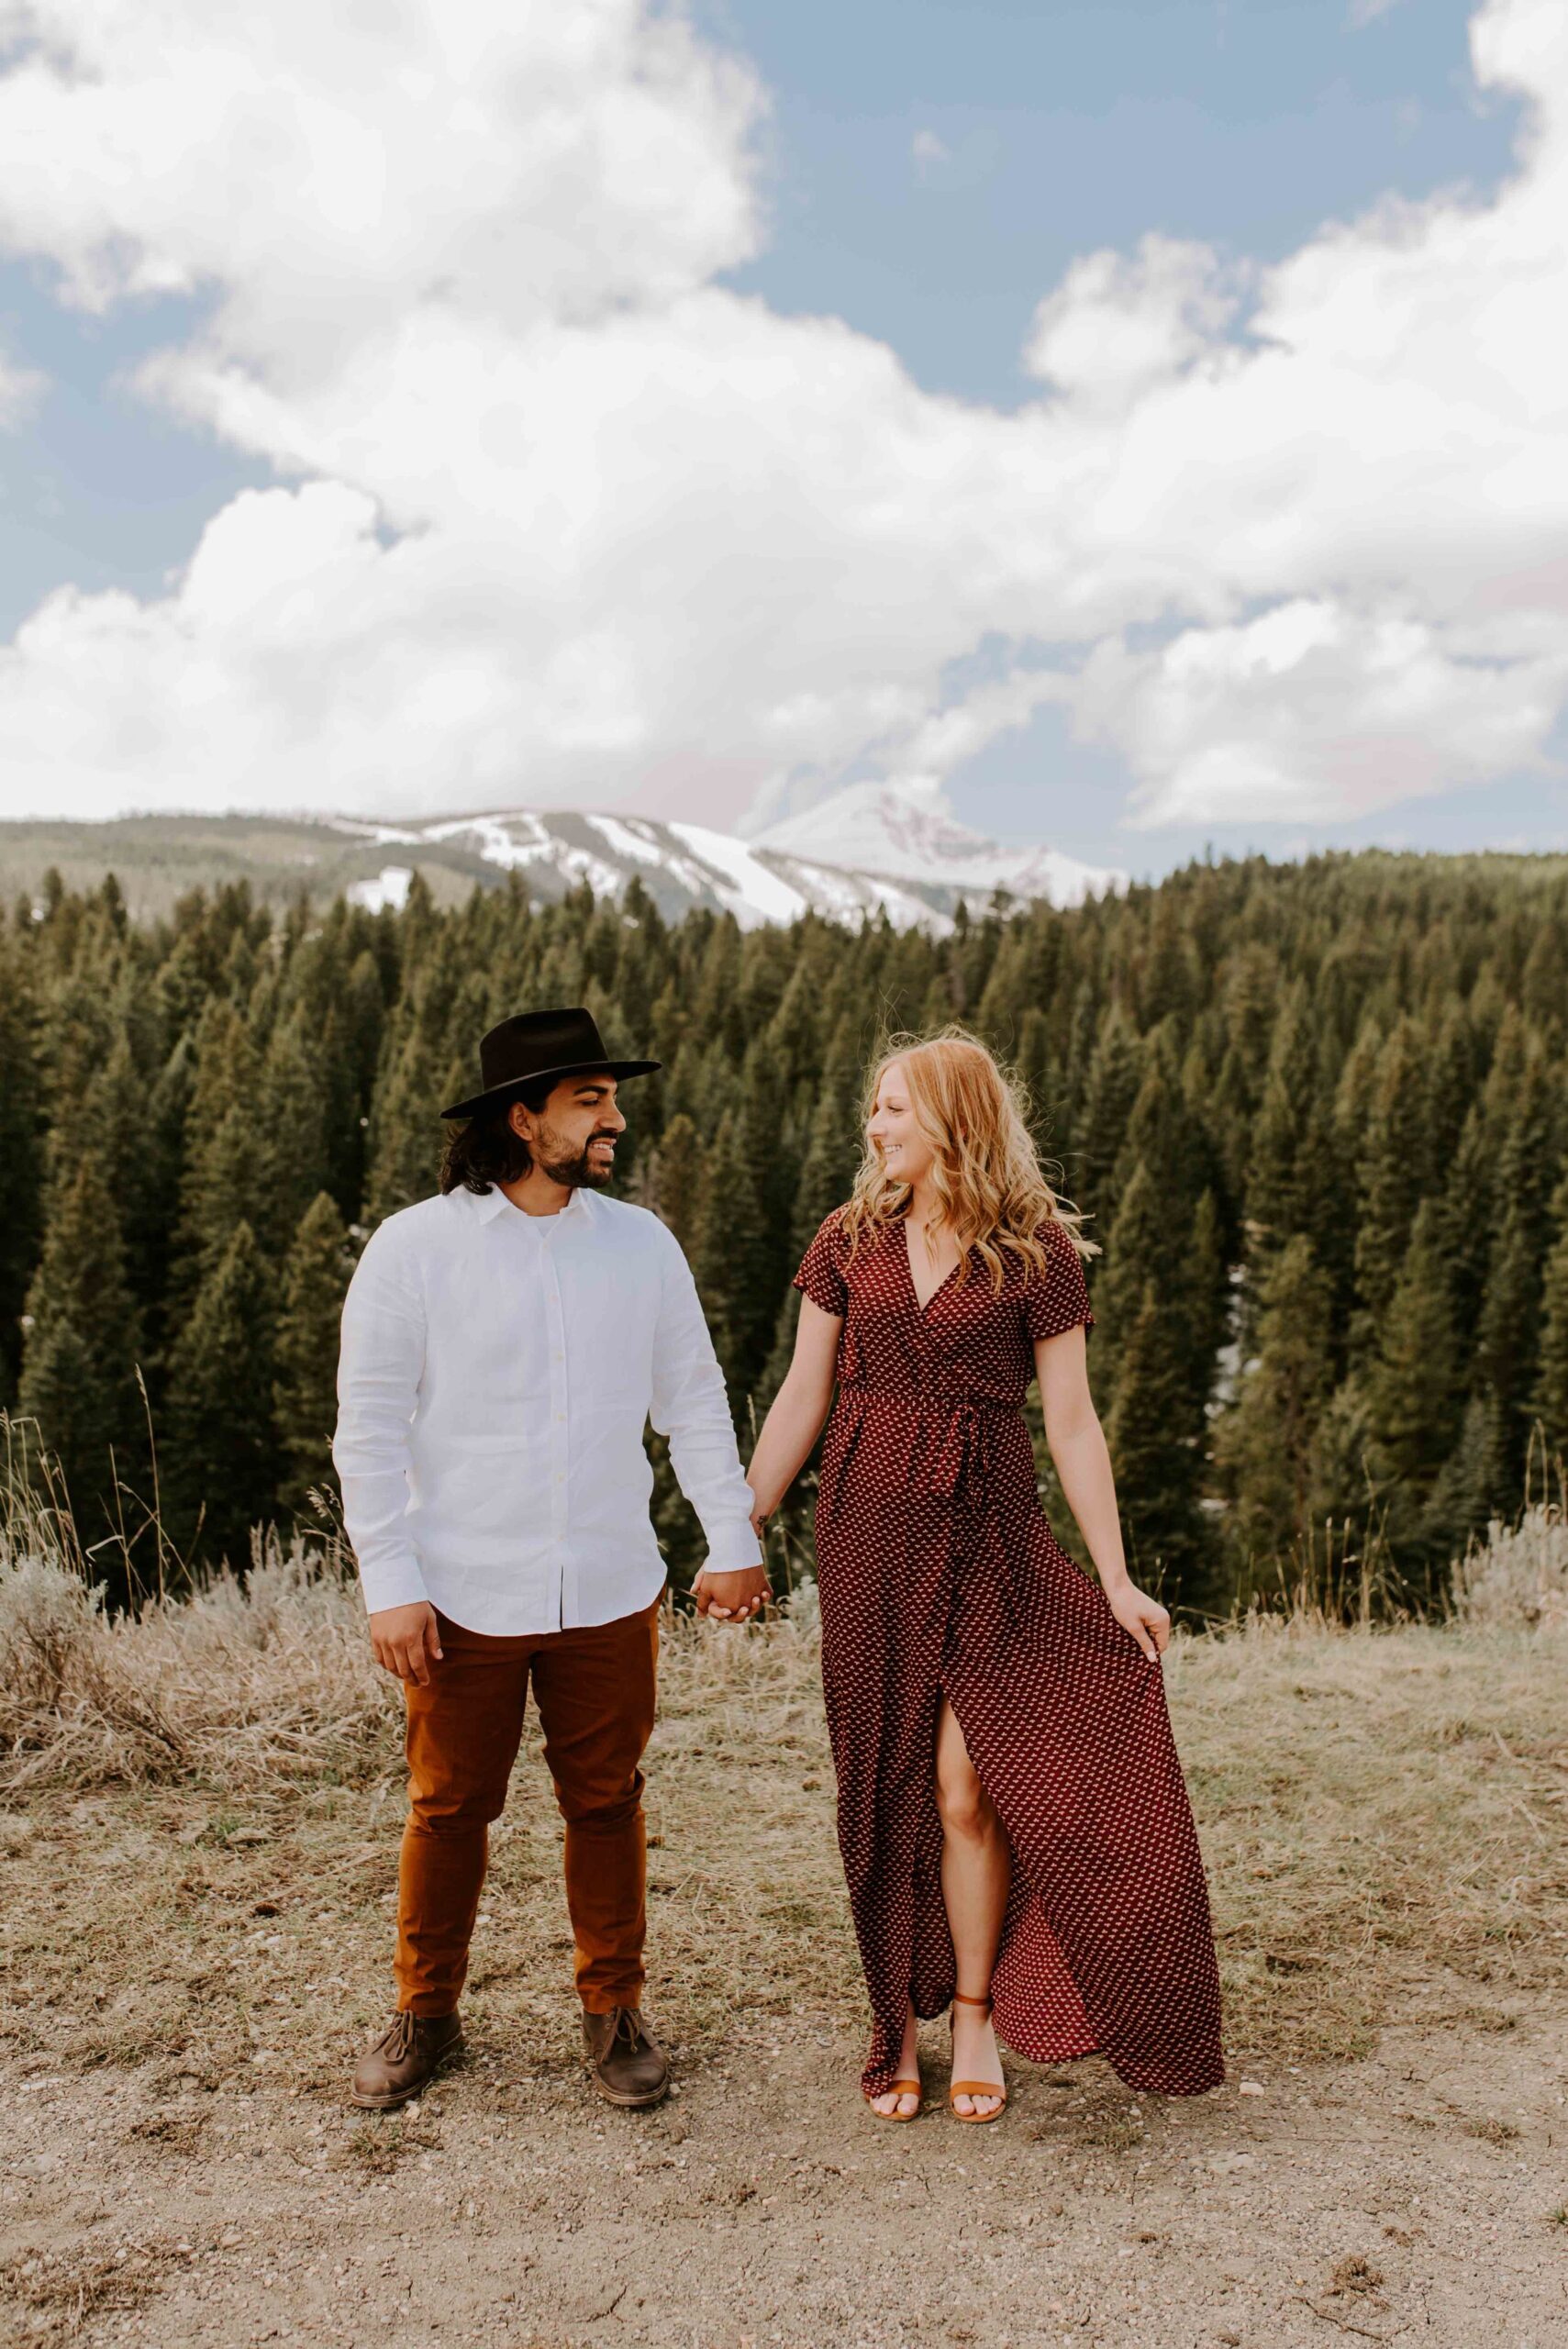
[533,1123,617,1189]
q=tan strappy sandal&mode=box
[866,2075,923,2122]
[864,2004,923,2121]
[948,1991,1007,2124]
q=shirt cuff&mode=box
[355,1551,432,1616]
[696,1526,765,1576]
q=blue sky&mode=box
[707,0,1517,406]
[0,0,1562,876]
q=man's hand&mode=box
[692,1564,771,1624]
[369,1600,443,1685]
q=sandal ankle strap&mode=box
[951,1991,993,2009]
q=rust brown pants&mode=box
[395,1595,661,2018]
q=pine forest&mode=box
[5,851,1567,1621]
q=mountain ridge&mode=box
[0,786,1124,932]
[332,785,1123,932]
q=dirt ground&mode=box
[3,1983,1565,2348]
[3,1614,1566,2348]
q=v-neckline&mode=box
[902,1218,964,1318]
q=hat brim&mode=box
[440,1057,662,1122]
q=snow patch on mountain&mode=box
[348,863,414,914]
[328,785,1120,932]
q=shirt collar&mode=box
[473,1182,593,1228]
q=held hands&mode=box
[1104,1578,1172,1664]
[692,1497,772,1624]
[692,1562,771,1624]
[369,1600,443,1685]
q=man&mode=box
[334,1006,770,2112]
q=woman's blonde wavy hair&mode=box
[840,1027,1095,1295]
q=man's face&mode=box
[510,1074,626,1187]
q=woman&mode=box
[740,1030,1224,2121]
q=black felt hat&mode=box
[440,1007,661,1121]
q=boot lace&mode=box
[378,2009,419,2061]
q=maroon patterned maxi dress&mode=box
[793,1208,1225,2102]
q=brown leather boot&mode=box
[350,2009,463,2110]
[583,2007,670,2108]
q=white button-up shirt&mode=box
[333,1181,762,1632]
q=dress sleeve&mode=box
[1023,1219,1095,1342]
[793,1208,850,1319]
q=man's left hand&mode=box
[693,1564,771,1623]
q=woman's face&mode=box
[867,1058,936,1188]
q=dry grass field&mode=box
[2,1516,1566,2349]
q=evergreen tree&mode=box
[1102,1283,1211,1607]
[1016,1007,1069,1163]
[690,1111,749,1401]
[1308,1372,1380,1539]
[85,1032,165,1326]
[1245,982,1318,1255]
[1215,1234,1334,1581]
[690,916,746,1059]
[1093,1157,1222,1604]
[0,936,43,1401]
[273,1193,353,1518]
[1078,1008,1143,1236]
[173,1002,264,1298]
[256,1014,330,1256]
[17,1156,146,1562]
[707,1037,797,1406]
[365,941,492,1230]
[1353,1016,1432,1329]
[1424,1392,1492,1566]
[1532,1172,1568,1469]
[646,1114,707,1257]
[1435,1100,1496,1342]
[162,1221,280,1568]
[1364,1198,1464,1572]
[790,1019,866,1255]
[1473,1052,1561,1510]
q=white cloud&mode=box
[0,2,762,346]
[1023,236,1248,414]
[0,341,43,428]
[911,128,951,169]
[1074,601,1564,823]
[0,0,1564,834]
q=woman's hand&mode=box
[1104,1578,1171,1663]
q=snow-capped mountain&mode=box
[751,779,1118,911]
[335,787,1120,936]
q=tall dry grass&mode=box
[0,1479,835,1798]
[1450,1499,1568,1630]
[1,1460,1563,1800]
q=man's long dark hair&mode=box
[439,1078,553,1196]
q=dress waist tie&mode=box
[839,1386,1028,1635]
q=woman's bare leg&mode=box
[935,1698,1009,2117]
